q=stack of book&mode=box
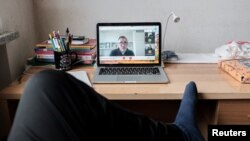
[34,38,97,65]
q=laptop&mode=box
[92,22,169,83]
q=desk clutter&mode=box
[218,59,250,83]
[216,41,250,83]
[32,28,97,66]
[215,41,250,60]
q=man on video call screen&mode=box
[99,25,159,64]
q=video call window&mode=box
[99,25,159,64]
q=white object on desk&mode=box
[165,53,219,64]
[67,71,92,87]
[215,41,250,59]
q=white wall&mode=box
[34,0,250,53]
[0,0,37,88]
[1,0,249,88]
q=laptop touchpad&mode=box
[117,75,141,81]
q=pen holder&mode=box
[54,50,77,71]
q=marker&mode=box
[49,34,57,51]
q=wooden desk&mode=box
[1,63,250,140]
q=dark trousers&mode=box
[8,70,185,141]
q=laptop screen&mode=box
[97,23,161,66]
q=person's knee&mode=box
[21,70,66,103]
[26,70,68,91]
[33,69,66,81]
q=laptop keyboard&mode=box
[99,67,161,75]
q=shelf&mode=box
[0,31,19,46]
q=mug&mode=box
[54,51,77,71]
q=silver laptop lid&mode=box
[96,22,162,67]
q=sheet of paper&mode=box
[67,71,92,87]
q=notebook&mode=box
[67,71,92,87]
[92,22,169,83]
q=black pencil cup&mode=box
[54,51,77,71]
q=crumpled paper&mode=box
[215,41,250,59]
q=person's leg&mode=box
[8,70,184,141]
[174,81,205,141]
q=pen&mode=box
[53,37,61,52]
[49,34,57,51]
[57,31,66,51]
